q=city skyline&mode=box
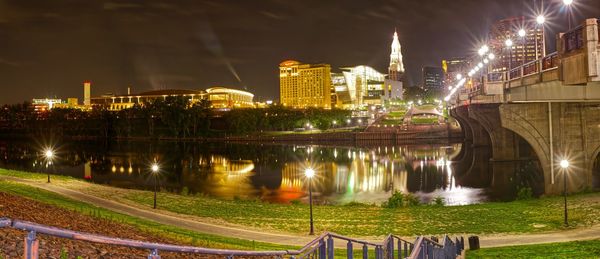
[0,0,599,105]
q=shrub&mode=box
[433,196,445,206]
[290,199,302,205]
[516,187,533,200]
[180,186,189,196]
[382,192,421,208]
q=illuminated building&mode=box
[422,66,444,89]
[83,81,91,106]
[488,16,544,72]
[383,30,405,102]
[90,87,254,111]
[31,98,62,113]
[388,30,405,81]
[279,60,332,108]
[334,66,386,108]
[205,87,254,109]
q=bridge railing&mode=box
[0,217,466,259]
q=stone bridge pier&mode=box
[500,102,600,194]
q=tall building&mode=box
[422,66,444,89]
[83,81,91,106]
[384,30,405,101]
[388,30,405,81]
[279,60,332,108]
[488,16,544,72]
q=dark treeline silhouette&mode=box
[0,97,351,138]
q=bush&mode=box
[516,187,533,200]
[290,199,302,205]
[180,186,189,196]
[382,192,421,208]
[432,196,445,206]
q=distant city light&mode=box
[477,62,484,68]
[483,58,489,64]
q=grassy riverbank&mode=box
[2,169,600,237]
[0,180,293,251]
[466,239,600,258]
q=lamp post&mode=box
[305,167,316,235]
[560,159,570,226]
[536,15,546,58]
[563,0,573,29]
[151,163,159,209]
[505,39,514,81]
[518,29,527,70]
[44,149,55,183]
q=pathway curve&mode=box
[1,175,600,249]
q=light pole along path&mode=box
[1,175,600,249]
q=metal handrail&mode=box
[11,219,287,257]
[1,217,464,259]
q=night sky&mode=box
[0,0,598,104]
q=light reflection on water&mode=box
[0,140,487,206]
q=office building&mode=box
[422,66,444,89]
[279,60,332,108]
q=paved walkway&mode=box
[2,176,600,249]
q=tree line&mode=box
[0,97,351,138]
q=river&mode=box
[0,139,494,206]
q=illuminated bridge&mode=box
[447,18,600,195]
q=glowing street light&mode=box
[563,0,574,29]
[305,167,316,235]
[43,148,55,183]
[505,39,513,47]
[560,159,570,226]
[151,163,160,209]
[456,74,463,80]
[536,15,546,25]
[488,53,495,60]
[518,29,526,38]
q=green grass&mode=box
[410,117,439,124]
[3,169,600,238]
[0,180,294,251]
[467,239,600,258]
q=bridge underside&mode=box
[450,102,600,196]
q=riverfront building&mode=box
[90,87,254,111]
[333,66,386,108]
[279,60,332,108]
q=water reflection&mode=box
[0,140,487,205]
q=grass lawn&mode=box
[0,180,294,251]
[467,239,600,258]
[410,117,439,124]
[3,169,600,238]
